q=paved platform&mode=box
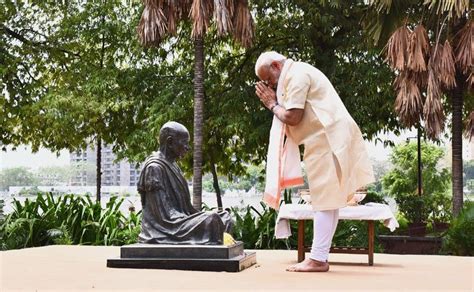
[1,245,472,291]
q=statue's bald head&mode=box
[159,121,189,146]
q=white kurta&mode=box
[279,60,375,211]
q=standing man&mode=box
[255,51,374,272]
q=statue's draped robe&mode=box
[138,152,232,245]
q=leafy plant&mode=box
[394,193,431,224]
[231,189,385,252]
[429,192,452,224]
[363,186,388,204]
[442,202,474,256]
[0,198,4,221]
[231,205,261,249]
[333,220,385,252]
[382,142,451,223]
[0,193,141,250]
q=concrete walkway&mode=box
[1,245,472,291]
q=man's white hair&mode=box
[255,51,287,77]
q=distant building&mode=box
[70,144,141,186]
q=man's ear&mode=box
[271,60,282,70]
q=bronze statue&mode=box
[137,121,233,245]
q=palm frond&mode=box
[190,0,214,39]
[454,20,473,75]
[232,0,254,48]
[394,70,428,90]
[175,0,193,19]
[465,111,474,141]
[437,40,457,89]
[424,62,445,139]
[368,0,394,14]
[407,24,430,72]
[137,0,168,47]
[163,0,177,36]
[363,0,409,46]
[413,70,429,89]
[213,0,234,36]
[385,26,410,70]
[424,0,470,19]
[394,72,423,127]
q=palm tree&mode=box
[364,0,472,216]
[137,0,254,210]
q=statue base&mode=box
[107,242,257,272]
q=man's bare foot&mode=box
[286,258,330,272]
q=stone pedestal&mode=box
[107,242,256,272]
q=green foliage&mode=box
[430,192,452,223]
[363,0,472,217]
[232,203,301,249]
[18,186,43,196]
[35,165,74,186]
[364,186,388,204]
[0,165,79,192]
[442,202,474,256]
[2,1,401,185]
[382,142,451,223]
[0,167,38,191]
[0,193,141,250]
[0,198,4,221]
[333,220,384,252]
[185,0,401,179]
[202,179,215,193]
[394,193,431,224]
[202,177,232,193]
[202,163,265,194]
[231,190,293,249]
[241,164,265,193]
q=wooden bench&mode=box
[275,203,398,266]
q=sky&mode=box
[0,130,421,170]
[0,146,70,170]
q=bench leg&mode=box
[367,220,374,266]
[298,220,305,263]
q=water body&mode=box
[1,190,412,216]
[0,191,269,215]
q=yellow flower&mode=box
[223,232,236,246]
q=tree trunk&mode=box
[96,136,102,203]
[96,7,105,205]
[417,126,423,196]
[210,160,223,211]
[452,71,465,217]
[192,36,204,210]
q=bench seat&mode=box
[275,203,398,265]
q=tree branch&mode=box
[3,25,37,44]
[3,25,81,59]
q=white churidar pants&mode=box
[309,209,339,262]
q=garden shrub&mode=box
[0,193,141,250]
[442,202,474,256]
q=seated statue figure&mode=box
[137,121,233,245]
